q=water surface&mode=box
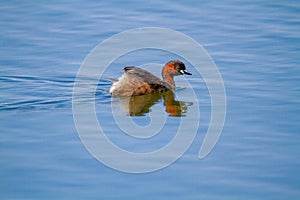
[1,0,300,199]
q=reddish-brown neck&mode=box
[162,64,176,88]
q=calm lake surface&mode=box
[1,0,300,199]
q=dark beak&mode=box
[180,69,192,75]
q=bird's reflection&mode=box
[113,90,192,117]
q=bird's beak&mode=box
[180,69,192,75]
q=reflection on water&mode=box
[112,90,192,117]
[1,0,299,199]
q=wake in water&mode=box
[0,75,77,111]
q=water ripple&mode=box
[0,74,113,111]
[1,75,71,111]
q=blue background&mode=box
[1,0,299,199]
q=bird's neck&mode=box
[162,66,175,88]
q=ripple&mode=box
[0,75,75,111]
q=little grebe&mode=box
[109,60,191,96]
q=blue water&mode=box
[1,0,300,199]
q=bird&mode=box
[109,60,192,96]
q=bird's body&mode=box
[109,60,191,96]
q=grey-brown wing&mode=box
[111,67,171,96]
[124,67,169,87]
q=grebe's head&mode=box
[166,60,192,76]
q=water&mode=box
[1,0,300,199]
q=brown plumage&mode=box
[109,60,192,96]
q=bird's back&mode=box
[109,67,172,96]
